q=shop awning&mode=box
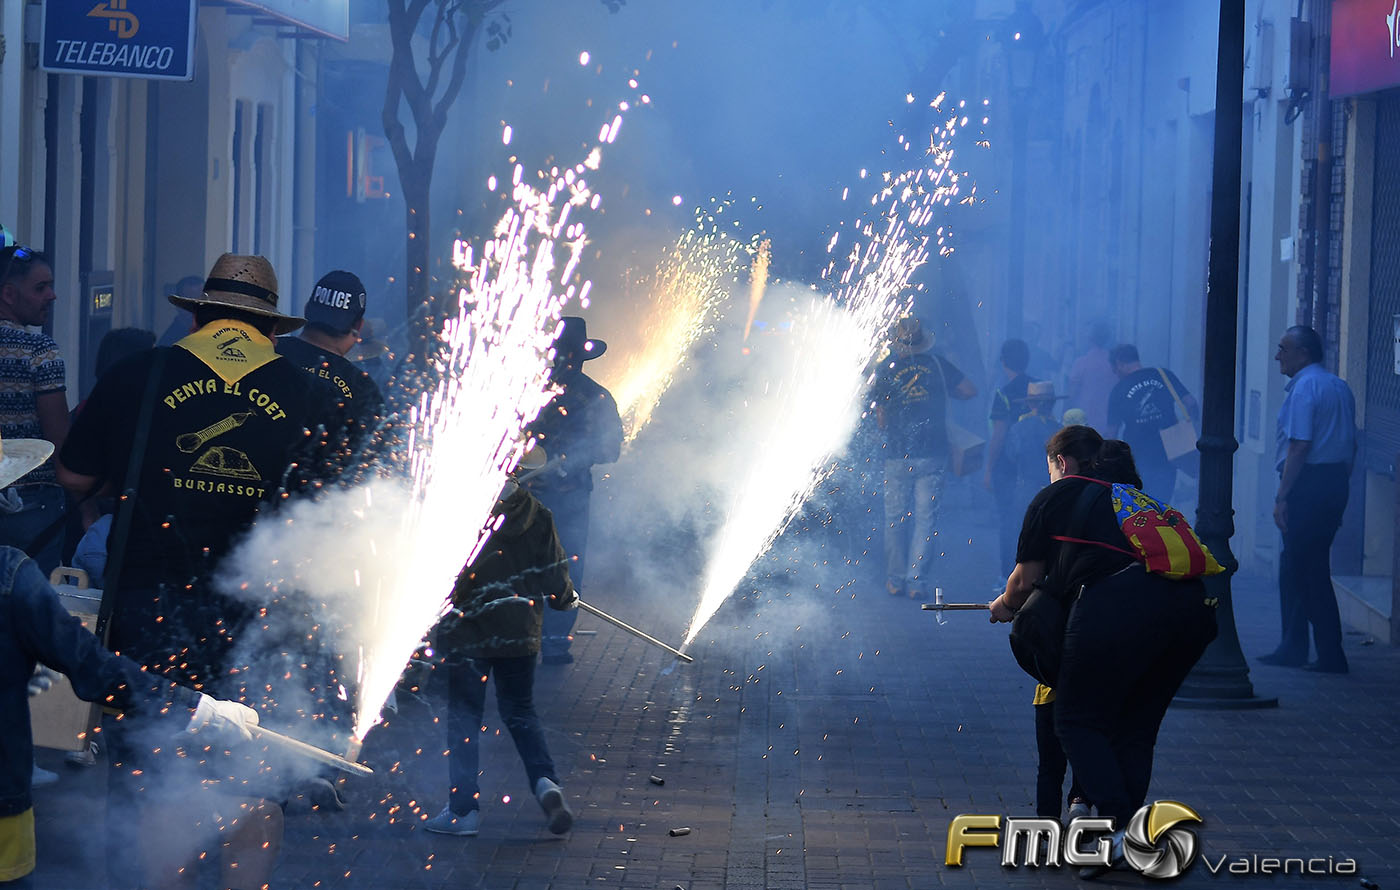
[212,0,348,42]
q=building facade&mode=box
[0,0,341,399]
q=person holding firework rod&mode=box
[523,317,623,665]
[1,435,257,888]
[987,426,1218,878]
[426,453,578,837]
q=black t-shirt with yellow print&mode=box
[62,321,346,630]
[276,334,387,472]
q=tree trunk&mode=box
[402,167,432,361]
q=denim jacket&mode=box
[0,546,199,816]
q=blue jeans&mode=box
[0,484,65,576]
[882,458,946,596]
[446,655,559,815]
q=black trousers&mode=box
[1276,463,1350,667]
[1034,701,1066,819]
[1053,566,1217,826]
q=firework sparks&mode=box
[743,239,771,342]
[681,100,977,646]
[349,144,621,739]
[217,89,639,744]
[599,202,756,446]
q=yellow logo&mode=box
[86,0,139,40]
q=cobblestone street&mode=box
[30,481,1400,889]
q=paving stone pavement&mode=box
[28,479,1400,888]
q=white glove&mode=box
[27,666,60,697]
[186,694,260,744]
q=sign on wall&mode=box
[1332,0,1400,98]
[41,0,197,81]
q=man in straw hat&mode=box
[871,316,976,600]
[57,254,351,889]
[524,316,622,664]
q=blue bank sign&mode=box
[41,0,197,81]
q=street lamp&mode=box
[1173,0,1275,709]
[1001,0,1043,341]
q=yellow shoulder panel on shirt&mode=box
[176,320,280,385]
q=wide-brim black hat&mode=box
[555,316,606,361]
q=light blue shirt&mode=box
[1275,362,1356,472]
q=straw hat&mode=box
[1026,380,1060,401]
[0,436,54,490]
[169,254,304,336]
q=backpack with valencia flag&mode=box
[1054,476,1224,580]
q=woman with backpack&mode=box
[989,426,1217,875]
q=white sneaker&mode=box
[423,805,479,836]
[534,777,573,834]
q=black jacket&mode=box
[438,485,576,659]
[1,547,199,817]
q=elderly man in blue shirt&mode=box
[1260,325,1357,674]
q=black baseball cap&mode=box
[304,270,367,335]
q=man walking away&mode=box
[1259,325,1356,674]
[425,471,578,837]
[1066,321,1114,435]
[1105,344,1198,503]
[57,253,347,890]
[985,339,1035,568]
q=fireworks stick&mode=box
[919,603,987,611]
[919,588,988,612]
[576,599,695,663]
[251,725,374,777]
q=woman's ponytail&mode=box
[1092,439,1143,489]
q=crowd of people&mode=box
[1,224,1358,887]
[0,241,622,888]
[869,311,1356,877]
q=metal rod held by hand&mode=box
[920,587,988,611]
[577,599,695,663]
[251,725,374,777]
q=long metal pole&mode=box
[1174,0,1274,708]
[577,600,694,663]
[251,725,374,777]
